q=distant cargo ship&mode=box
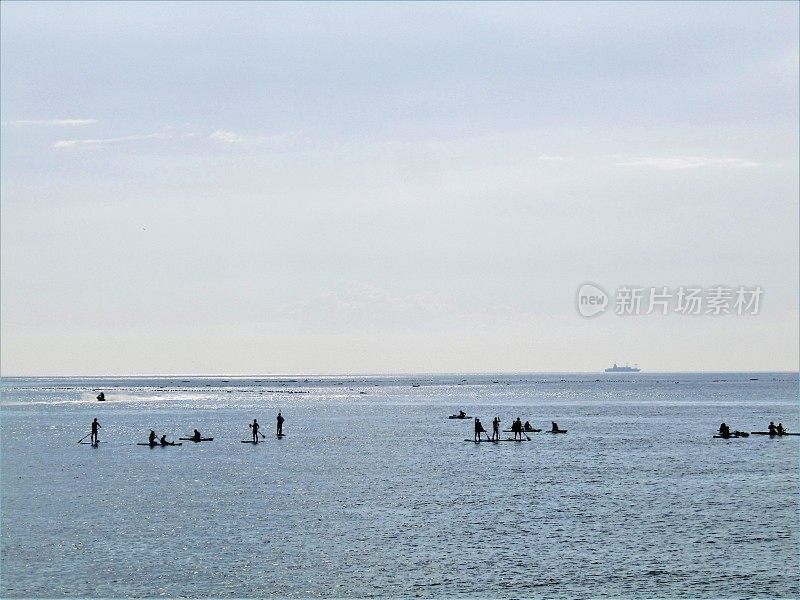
[605,363,641,372]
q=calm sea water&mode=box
[1,373,798,599]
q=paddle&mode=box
[521,428,531,441]
[77,433,91,444]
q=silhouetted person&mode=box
[776,423,785,435]
[492,417,500,441]
[513,418,523,440]
[250,419,260,442]
[551,421,559,432]
[768,421,777,435]
[191,429,201,442]
[160,434,174,446]
[90,418,101,444]
[719,423,730,437]
[459,410,466,418]
[148,430,157,444]
[96,392,105,401]
[524,421,533,432]
[474,418,486,441]
[276,412,284,435]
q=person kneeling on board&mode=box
[524,420,533,432]
[190,429,202,442]
[474,418,487,441]
[776,423,786,435]
[551,421,560,433]
[459,410,466,418]
[768,421,777,435]
[160,434,177,446]
[719,422,730,437]
[148,430,157,445]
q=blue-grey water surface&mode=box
[1,373,798,599]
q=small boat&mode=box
[547,429,568,434]
[713,432,750,439]
[178,437,214,442]
[448,414,471,419]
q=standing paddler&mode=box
[492,417,501,441]
[474,417,486,442]
[276,412,284,436]
[90,418,102,444]
[512,417,523,440]
[250,419,260,442]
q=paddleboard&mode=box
[241,440,261,444]
[502,429,541,433]
[79,441,106,445]
[448,416,471,419]
[547,430,568,434]
[464,439,498,443]
[277,433,286,437]
[137,442,182,446]
[178,437,214,442]
[750,432,799,436]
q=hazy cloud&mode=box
[53,132,165,148]
[4,118,98,126]
[617,156,761,170]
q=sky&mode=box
[1,1,798,375]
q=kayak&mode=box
[137,442,182,446]
[502,429,541,433]
[241,440,261,444]
[750,432,799,436]
[178,437,214,442]
[547,430,568,434]
[448,415,471,419]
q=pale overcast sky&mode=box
[1,1,798,375]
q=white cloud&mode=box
[617,156,761,170]
[53,132,165,149]
[4,118,98,126]
[208,129,293,146]
[537,155,572,161]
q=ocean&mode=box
[1,373,798,598]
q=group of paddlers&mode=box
[83,412,285,445]
[473,417,561,441]
[718,421,789,438]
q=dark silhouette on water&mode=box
[551,421,559,432]
[512,417,524,440]
[474,418,487,442]
[191,429,202,442]
[492,417,500,441]
[276,412,284,436]
[91,418,101,444]
[96,392,105,401]
[719,422,730,438]
[250,419,262,442]
[768,421,776,435]
[776,422,785,435]
[148,430,157,444]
